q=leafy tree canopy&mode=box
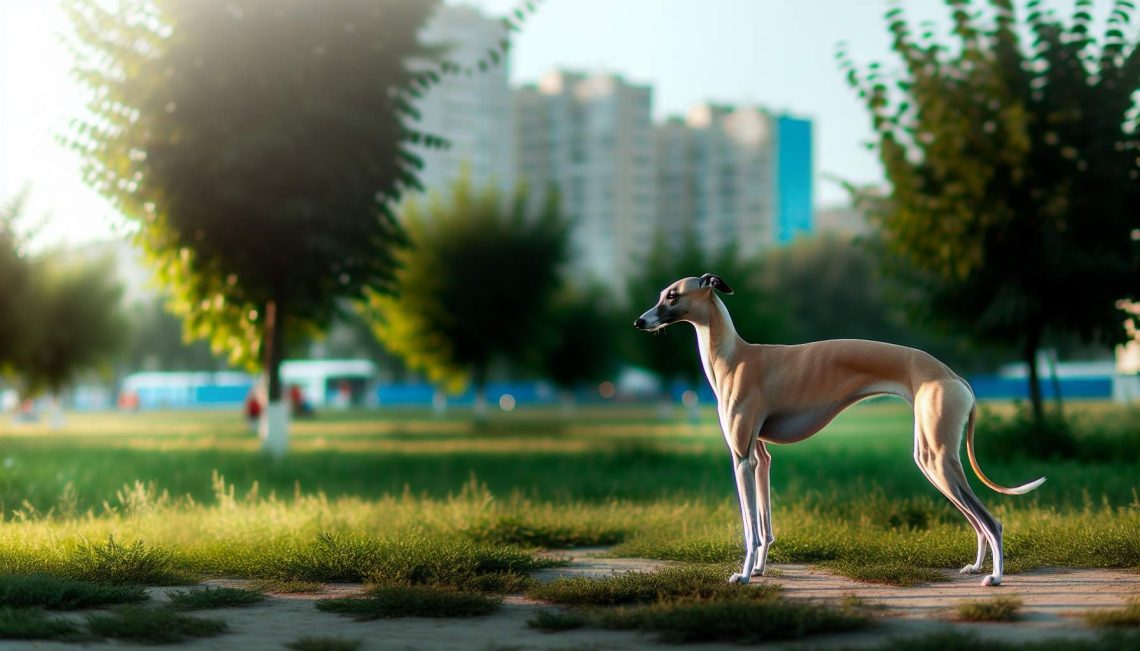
[840,0,1140,419]
[366,176,569,393]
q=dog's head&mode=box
[633,273,734,332]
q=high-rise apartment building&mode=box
[514,71,656,285]
[654,104,814,259]
[411,5,514,196]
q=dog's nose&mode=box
[633,318,646,329]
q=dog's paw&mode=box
[981,574,1001,587]
[728,573,749,585]
[960,564,981,575]
[751,568,765,577]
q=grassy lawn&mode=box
[0,401,1136,585]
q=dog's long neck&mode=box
[694,295,744,397]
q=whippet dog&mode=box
[634,274,1045,587]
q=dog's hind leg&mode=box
[915,382,1004,586]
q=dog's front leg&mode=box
[729,452,759,584]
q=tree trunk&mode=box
[1023,329,1044,429]
[259,299,289,457]
[1046,348,1064,419]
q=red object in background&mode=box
[289,385,303,410]
[245,392,262,420]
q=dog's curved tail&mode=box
[965,403,1046,495]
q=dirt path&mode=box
[4,553,1137,650]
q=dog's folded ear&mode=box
[699,273,734,295]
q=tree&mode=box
[840,0,1140,425]
[759,234,1006,373]
[365,177,568,416]
[535,287,623,407]
[67,0,440,453]
[122,298,225,372]
[15,253,126,405]
[0,193,34,379]
[624,231,791,388]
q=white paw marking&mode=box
[728,573,749,585]
[960,565,981,575]
[981,574,1001,587]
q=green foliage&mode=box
[86,606,227,644]
[248,579,321,594]
[122,298,224,372]
[365,176,568,392]
[67,535,188,586]
[286,637,363,651]
[166,586,264,610]
[624,230,790,383]
[0,607,82,640]
[0,193,34,377]
[978,404,1140,462]
[955,595,1023,622]
[64,0,443,414]
[528,564,777,606]
[466,515,627,549]
[15,253,126,396]
[596,594,869,643]
[840,0,1140,420]
[534,286,624,390]
[817,560,947,587]
[0,575,147,610]
[1085,597,1140,628]
[317,586,500,619]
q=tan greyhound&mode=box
[633,274,1045,587]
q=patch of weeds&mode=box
[285,636,363,651]
[528,609,587,631]
[87,606,227,644]
[528,564,778,606]
[818,560,947,587]
[317,585,501,620]
[68,535,190,585]
[468,516,626,548]
[598,595,869,643]
[250,578,322,593]
[955,595,1022,622]
[841,593,886,611]
[0,574,147,609]
[276,532,551,592]
[167,586,265,610]
[0,607,82,640]
[1084,597,1140,628]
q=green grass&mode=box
[0,574,147,609]
[316,585,501,619]
[1084,597,1140,628]
[0,607,82,640]
[818,560,949,587]
[285,637,363,651]
[166,586,265,610]
[528,564,779,605]
[955,595,1023,621]
[597,595,869,643]
[0,403,1135,587]
[87,605,226,643]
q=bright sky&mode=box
[0,0,1126,248]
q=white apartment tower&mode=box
[655,103,779,258]
[514,71,656,285]
[412,5,514,196]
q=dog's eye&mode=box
[666,291,678,303]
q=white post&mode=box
[259,400,289,458]
[432,388,447,417]
[473,385,488,420]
